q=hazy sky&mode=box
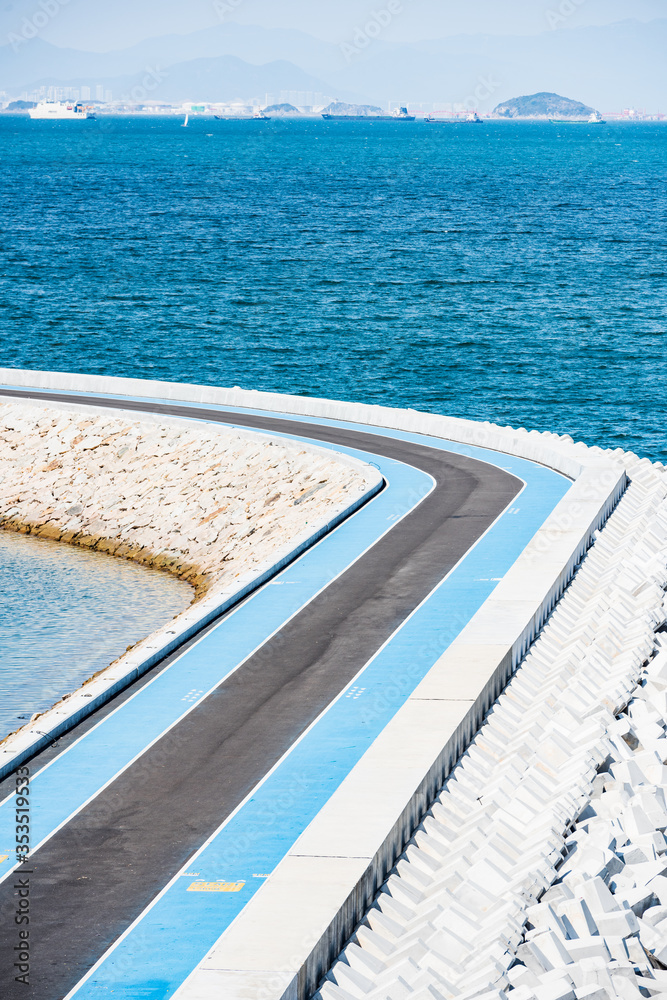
[2,0,664,51]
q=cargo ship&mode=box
[322,106,415,121]
[29,101,96,120]
[425,111,483,124]
[550,111,606,125]
[214,107,271,121]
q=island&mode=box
[2,100,37,112]
[263,103,301,116]
[321,101,385,117]
[493,92,597,119]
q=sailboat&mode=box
[182,113,189,127]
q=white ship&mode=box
[550,111,606,125]
[29,101,96,121]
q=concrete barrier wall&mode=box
[0,366,608,479]
[0,369,634,999]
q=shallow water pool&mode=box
[0,529,193,740]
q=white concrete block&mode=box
[617,885,659,915]
[342,944,389,978]
[623,935,652,970]
[608,966,646,1000]
[506,964,541,989]
[533,980,576,1000]
[637,970,667,993]
[354,925,394,960]
[647,875,667,905]
[579,878,620,916]
[557,899,599,939]
[363,914,408,951]
[564,939,610,963]
[620,844,656,865]
[527,930,574,970]
[594,909,639,938]
[317,983,358,1000]
[573,986,611,1000]
[625,860,667,888]
[427,926,473,967]
[331,963,374,995]
[640,904,667,927]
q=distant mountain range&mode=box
[16,55,366,107]
[2,18,666,109]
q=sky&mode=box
[1,0,664,51]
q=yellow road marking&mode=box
[187,880,246,893]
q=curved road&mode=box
[0,392,522,999]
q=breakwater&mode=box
[4,370,667,1000]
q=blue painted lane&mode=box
[0,451,433,882]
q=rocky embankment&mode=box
[0,399,373,598]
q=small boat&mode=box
[182,113,189,127]
[550,112,606,125]
[424,115,447,124]
[214,109,271,121]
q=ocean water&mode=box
[0,115,665,462]
[0,529,192,739]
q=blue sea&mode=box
[0,529,191,739]
[0,116,665,458]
